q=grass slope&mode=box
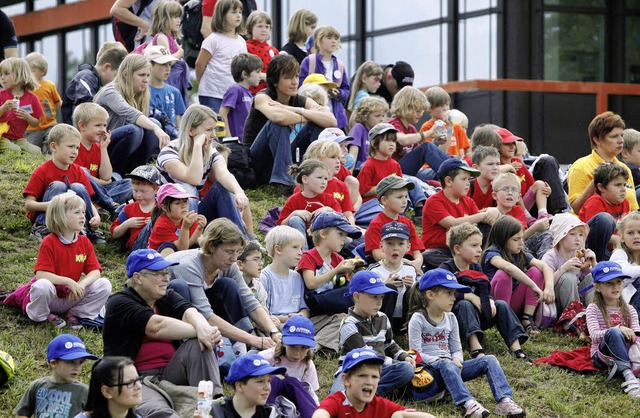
[0,151,639,417]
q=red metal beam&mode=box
[11,0,112,37]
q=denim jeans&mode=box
[82,167,133,207]
[403,175,428,206]
[416,168,437,182]
[586,212,616,262]
[34,181,94,229]
[426,356,513,406]
[198,182,247,237]
[287,216,309,251]
[453,299,528,349]
[592,327,632,373]
[108,124,160,176]
[330,361,414,397]
[199,96,223,113]
[398,142,450,176]
[250,121,296,186]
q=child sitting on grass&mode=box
[24,52,61,154]
[468,145,501,210]
[348,95,388,171]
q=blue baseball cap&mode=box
[592,261,631,283]
[225,354,286,384]
[342,348,384,373]
[47,334,98,362]
[381,221,410,241]
[126,249,179,277]
[345,270,396,297]
[310,212,362,239]
[282,315,316,348]
[419,268,471,292]
[436,157,480,180]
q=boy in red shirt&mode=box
[23,123,103,243]
[469,146,501,210]
[365,176,424,274]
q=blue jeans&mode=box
[416,168,437,182]
[287,216,309,251]
[398,142,450,176]
[403,175,427,206]
[82,168,133,207]
[34,181,94,229]
[426,356,513,406]
[592,327,633,373]
[331,361,414,397]
[586,212,616,262]
[250,121,295,186]
[108,124,160,176]
[199,96,223,112]
[453,299,528,349]
[198,182,247,237]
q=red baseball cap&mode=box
[495,127,523,144]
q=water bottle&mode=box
[434,120,447,137]
[12,96,20,109]
[196,380,213,417]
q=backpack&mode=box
[455,270,493,324]
[220,137,256,189]
[181,0,203,68]
[112,0,153,52]
[554,300,589,338]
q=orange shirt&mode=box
[420,119,470,157]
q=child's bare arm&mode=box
[392,411,437,418]
[97,130,113,182]
[301,260,355,290]
[25,195,48,213]
[78,269,101,289]
[219,106,232,137]
[311,410,331,418]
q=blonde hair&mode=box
[446,222,482,254]
[45,191,86,236]
[212,0,244,34]
[304,139,341,160]
[199,218,246,255]
[618,211,640,262]
[492,172,521,191]
[351,96,388,128]
[288,159,329,186]
[314,26,341,52]
[297,83,328,107]
[73,103,109,128]
[390,86,428,119]
[347,61,383,111]
[177,105,215,167]
[0,58,39,91]
[149,0,183,39]
[286,9,317,44]
[425,86,450,109]
[264,225,306,257]
[48,123,81,146]
[99,54,150,115]
[245,10,272,39]
[24,52,48,74]
[623,129,640,152]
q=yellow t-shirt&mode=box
[27,79,61,131]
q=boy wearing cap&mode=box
[408,269,526,418]
[421,157,500,268]
[15,334,98,418]
[110,165,162,250]
[73,102,133,220]
[145,45,185,127]
[298,212,363,316]
[365,175,424,274]
[331,270,416,398]
[374,61,415,105]
[315,348,435,418]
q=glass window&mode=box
[65,28,93,87]
[34,0,58,11]
[626,16,640,83]
[280,0,355,46]
[367,0,445,31]
[98,23,115,46]
[544,12,605,81]
[545,0,605,6]
[33,35,59,89]
[1,4,26,16]
[369,25,448,88]
[459,0,497,14]
[254,0,272,15]
[459,14,497,80]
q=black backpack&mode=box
[112,0,153,52]
[181,0,203,68]
[220,137,256,189]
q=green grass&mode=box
[1,151,640,417]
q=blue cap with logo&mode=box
[345,270,397,297]
[436,157,481,180]
[419,268,471,292]
[310,212,362,239]
[381,221,410,241]
[282,315,316,348]
[342,347,385,373]
[47,334,98,362]
[225,354,287,384]
[592,261,631,283]
[126,249,179,277]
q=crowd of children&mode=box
[6,1,640,417]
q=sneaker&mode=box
[622,378,640,398]
[97,207,111,222]
[30,224,51,242]
[465,400,490,418]
[108,203,120,222]
[67,315,83,330]
[494,397,526,417]
[87,230,107,245]
[47,314,66,329]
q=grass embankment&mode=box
[0,151,638,417]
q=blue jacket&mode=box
[61,63,101,125]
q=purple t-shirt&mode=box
[348,122,369,169]
[221,84,253,143]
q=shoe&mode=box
[465,400,490,418]
[30,224,50,242]
[97,207,111,222]
[47,314,66,329]
[622,378,640,398]
[107,202,120,222]
[494,397,526,417]
[513,349,533,365]
[87,230,107,245]
[67,315,83,330]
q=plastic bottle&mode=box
[196,380,213,416]
[434,120,447,137]
[12,96,20,109]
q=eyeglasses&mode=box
[496,187,520,195]
[109,376,143,389]
[220,248,244,257]
[243,257,264,264]
[141,270,171,278]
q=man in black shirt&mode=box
[0,11,18,61]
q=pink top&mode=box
[586,303,640,357]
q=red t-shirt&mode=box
[34,234,101,280]
[357,158,403,202]
[317,391,405,418]
[336,164,350,182]
[578,194,630,223]
[365,212,424,253]
[278,191,342,225]
[422,191,479,249]
[512,158,535,195]
[110,202,152,249]
[246,39,279,94]
[505,205,527,229]
[23,160,95,222]
[388,116,419,161]
[294,178,355,213]
[468,178,494,210]
[75,142,101,178]
[202,0,215,16]
[148,213,198,251]
[0,89,44,140]
[297,247,344,275]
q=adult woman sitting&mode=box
[166,218,282,354]
[156,104,249,235]
[244,54,337,187]
[76,356,142,418]
[567,111,638,260]
[94,53,170,175]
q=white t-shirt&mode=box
[199,32,247,99]
[368,262,416,318]
[260,266,308,316]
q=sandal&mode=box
[470,349,485,359]
[513,349,533,364]
[521,313,540,335]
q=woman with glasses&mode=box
[165,218,282,357]
[75,356,142,418]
